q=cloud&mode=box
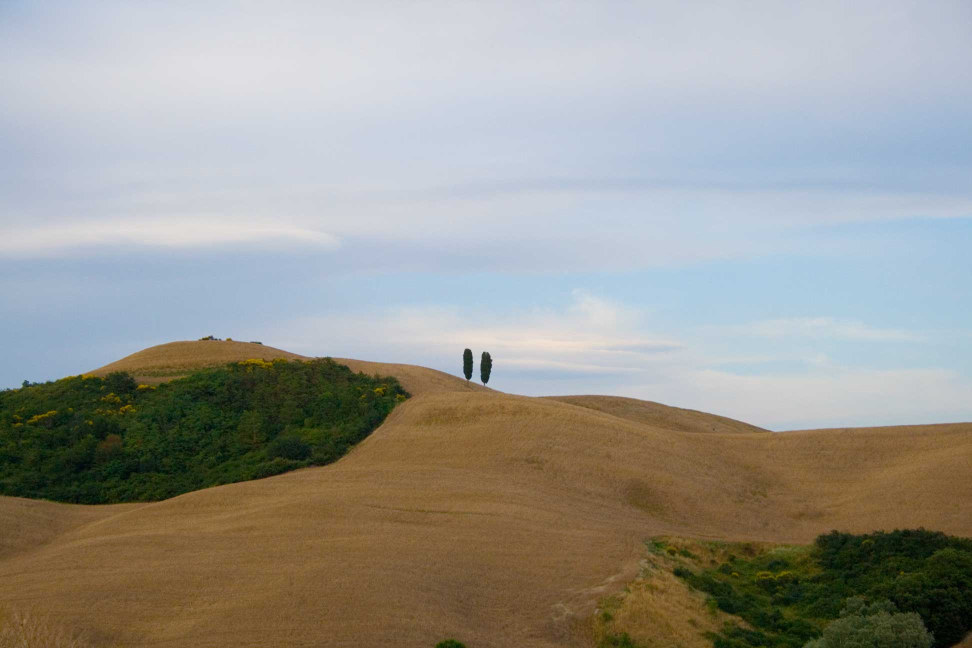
[271,290,682,373]
[4,2,971,125]
[0,217,339,257]
[6,182,969,270]
[267,292,971,429]
[723,317,925,342]
[648,367,972,430]
[1,2,970,427]
[2,2,970,267]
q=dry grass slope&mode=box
[0,607,95,648]
[1,341,969,647]
[588,538,750,648]
[546,395,769,435]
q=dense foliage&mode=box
[0,359,408,503]
[674,529,972,648]
[804,597,932,648]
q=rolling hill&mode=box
[1,340,969,647]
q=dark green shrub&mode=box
[104,371,138,395]
[885,547,972,647]
[766,558,789,572]
[673,566,693,579]
[711,625,772,648]
[266,436,310,461]
[600,632,637,647]
[435,640,466,648]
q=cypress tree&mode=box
[480,351,492,385]
[462,348,473,381]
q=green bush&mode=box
[0,358,408,503]
[600,632,638,648]
[266,436,311,461]
[435,641,466,648]
[804,597,932,648]
[672,530,972,648]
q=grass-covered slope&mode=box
[0,358,407,503]
[546,395,769,434]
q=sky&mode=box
[1,1,970,430]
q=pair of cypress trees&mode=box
[462,349,491,385]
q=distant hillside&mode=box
[546,395,769,434]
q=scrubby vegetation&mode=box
[0,358,408,503]
[670,529,972,648]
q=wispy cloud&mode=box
[6,185,969,269]
[272,290,682,374]
[2,1,971,269]
[722,317,925,342]
[0,217,339,257]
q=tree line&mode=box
[462,349,491,385]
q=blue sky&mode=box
[2,1,970,429]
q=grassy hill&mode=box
[88,339,309,384]
[0,340,969,647]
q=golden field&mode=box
[1,340,969,647]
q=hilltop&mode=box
[90,339,488,396]
[89,339,309,384]
[0,340,969,647]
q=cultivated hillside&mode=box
[1,341,969,647]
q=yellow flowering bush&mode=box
[26,410,57,425]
